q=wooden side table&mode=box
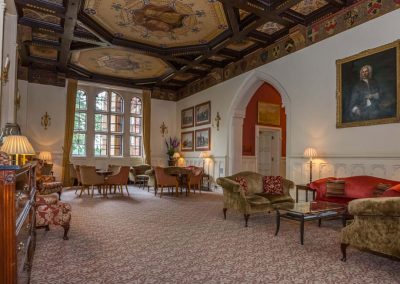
[296,184,316,202]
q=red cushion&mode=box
[234,177,248,194]
[388,184,400,192]
[382,189,400,197]
[263,176,283,195]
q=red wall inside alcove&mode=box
[242,83,286,156]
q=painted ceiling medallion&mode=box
[256,22,285,35]
[83,0,228,48]
[291,0,328,15]
[70,48,172,79]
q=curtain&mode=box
[61,79,77,186]
[143,89,151,165]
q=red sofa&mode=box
[309,176,400,204]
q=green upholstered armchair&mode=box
[129,164,151,184]
[341,197,400,261]
[216,171,294,227]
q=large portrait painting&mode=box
[195,101,211,126]
[336,41,400,128]
[181,131,194,152]
[195,128,211,151]
[181,107,194,128]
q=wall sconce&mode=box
[214,112,221,131]
[1,55,10,84]
[41,112,51,130]
[160,121,168,137]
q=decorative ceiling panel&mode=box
[32,30,59,42]
[83,0,228,48]
[239,9,250,20]
[70,48,173,79]
[290,0,329,15]
[22,8,61,25]
[208,55,228,62]
[256,22,285,35]
[29,45,58,60]
[173,73,195,81]
[226,40,256,52]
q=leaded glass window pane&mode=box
[94,114,108,132]
[110,115,123,133]
[130,136,141,156]
[110,135,123,157]
[76,90,87,110]
[74,112,87,131]
[111,92,124,113]
[95,91,108,112]
[130,117,141,134]
[72,133,86,156]
[130,97,142,115]
[94,134,108,156]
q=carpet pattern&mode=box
[31,187,400,284]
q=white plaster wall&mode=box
[151,99,177,166]
[176,9,400,186]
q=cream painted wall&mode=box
[16,80,177,178]
[176,9,400,187]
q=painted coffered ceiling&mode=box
[14,0,399,100]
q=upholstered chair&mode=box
[340,197,400,261]
[74,165,82,194]
[36,161,63,199]
[78,166,105,197]
[105,166,130,196]
[129,164,152,186]
[188,166,204,194]
[154,166,179,198]
[35,194,71,240]
[108,164,121,175]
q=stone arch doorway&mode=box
[227,70,291,176]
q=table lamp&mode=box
[38,151,52,163]
[303,147,317,184]
[172,152,180,166]
[1,135,36,165]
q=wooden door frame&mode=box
[255,125,282,176]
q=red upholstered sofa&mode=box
[309,176,400,204]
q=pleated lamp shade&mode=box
[303,147,317,159]
[1,135,36,155]
[172,152,180,159]
[38,151,52,161]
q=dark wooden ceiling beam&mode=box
[27,55,58,65]
[224,4,240,38]
[15,0,66,16]
[18,17,63,33]
[58,0,80,71]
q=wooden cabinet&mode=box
[0,163,36,284]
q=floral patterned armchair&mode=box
[36,161,63,199]
[35,194,71,240]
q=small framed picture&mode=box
[195,128,211,151]
[181,131,194,151]
[195,101,211,126]
[181,107,194,129]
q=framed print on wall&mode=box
[195,128,211,151]
[181,107,194,128]
[181,131,194,151]
[195,101,211,126]
[336,40,400,128]
[258,102,281,125]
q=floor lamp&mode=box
[303,147,317,184]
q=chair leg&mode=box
[223,208,227,219]
[91,185,95,198]
[62,224,70,240]
[125,184,130,196]
[341,243,348,262]
[244,214,250,227]
[160,186,163,198]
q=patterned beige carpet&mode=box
[31,187,399,284]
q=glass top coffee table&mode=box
[275,201,348,245]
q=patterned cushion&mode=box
[263,176,283,195]
[36,202,71,227]
[374,183,392,196]
[388,184,400,192]
[326,180,345,197]
[234,177,248,194]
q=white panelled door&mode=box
[256,127,280,176]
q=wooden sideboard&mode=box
[0,163,37,284]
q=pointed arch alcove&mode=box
[227,70,292,176]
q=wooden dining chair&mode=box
[105,166,130,196]
[78,166,105,197]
